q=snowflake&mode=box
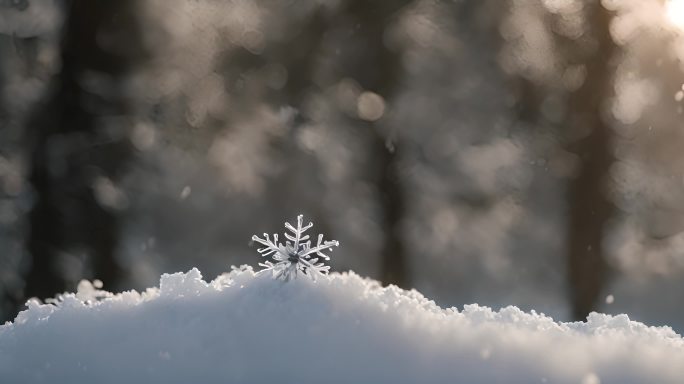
[252,215,339,281]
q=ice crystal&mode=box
[252,215,339,281]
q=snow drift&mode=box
[1,267,683,384]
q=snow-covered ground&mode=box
[1,267,683,384]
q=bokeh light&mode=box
[666,0,684,28]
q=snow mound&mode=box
[1,267,683,383]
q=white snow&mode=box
[1,267,683,383]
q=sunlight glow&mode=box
[667,0,684,29]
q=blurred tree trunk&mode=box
[343,0,411,288]
[509,2,616,320]
[375,138,407,287]
[20,0,145,310]
[565,3,616,321]
[264,0,411,288]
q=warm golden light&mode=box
[667,0,684,28]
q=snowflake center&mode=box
[288,253,300,263]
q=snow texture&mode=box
[252,214,339,281]
[1,267,683,384]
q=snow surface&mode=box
[1,267,683,384]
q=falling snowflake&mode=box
[252,215,339,281]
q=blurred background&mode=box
[2,0,684,331]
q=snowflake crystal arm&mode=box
[251,215,339,281]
